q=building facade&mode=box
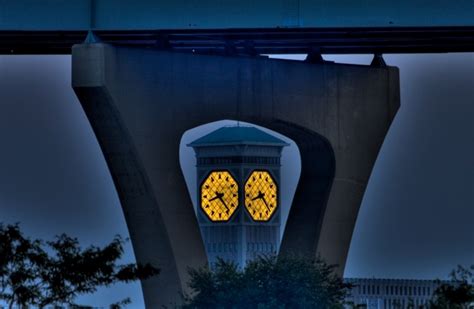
[344,278,441,308]
[188,126,288,267]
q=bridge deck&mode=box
[1,0,473,55]
[1,27,474,55]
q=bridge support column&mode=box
[72,43,399,308]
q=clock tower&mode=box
[188,126,288,267]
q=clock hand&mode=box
[208,195,219,202]
[251,191,265,201]
[209,192,229,211]
[208,191,224,202]
[217,196,229,211]
[250,191,271,212]
[261,197,271,212]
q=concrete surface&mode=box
[72,44,399,307]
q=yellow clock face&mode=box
[245,170,278,221]
[201,171,239,222]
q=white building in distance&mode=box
[344,278,442,308]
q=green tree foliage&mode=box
[184,255,350,308]
[429,265,474,309]
[0,223,159,308]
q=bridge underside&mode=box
[2,26,474,55]
[72,43,399,307]
[2,0,473,55]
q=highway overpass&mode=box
[0,0,473,54]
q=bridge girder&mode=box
[0,0,473,54]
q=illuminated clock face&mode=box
[245,170,278,221]
[201,171,239,222]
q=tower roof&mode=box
[188,126,289,147]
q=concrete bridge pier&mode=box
[72,43,399,308]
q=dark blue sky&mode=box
[0,53,472,307]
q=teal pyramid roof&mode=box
[188,126,289,147]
